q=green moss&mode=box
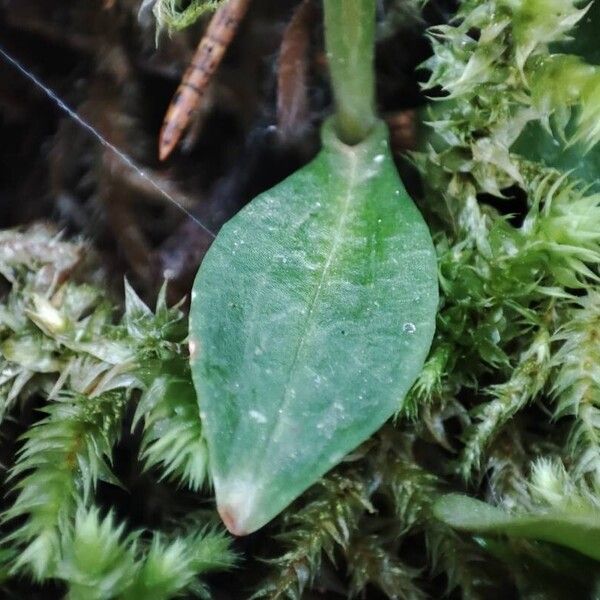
[3,0,600,596]
[150,0,223,33]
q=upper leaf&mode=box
[190,120,438,535]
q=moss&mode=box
[2,0,600,596]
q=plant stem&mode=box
[323,0,377,144]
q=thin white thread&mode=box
[0,45,217,239]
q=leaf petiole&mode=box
[323,0,378,145]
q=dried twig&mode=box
[276,0,317,143]
[158,0,252,161]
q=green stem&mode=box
[323,0,377,144]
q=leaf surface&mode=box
[434,494,600,561]
[190,120,438,534]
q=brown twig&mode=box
[158,0,252,161]
[276,0,317,143]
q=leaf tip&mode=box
[216,478,263,536]
[218,505,248,537]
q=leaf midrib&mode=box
[256,150,360,482]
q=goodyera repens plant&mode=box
[2,0,600,598]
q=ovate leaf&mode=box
[190,120,438,535]
[434,494,600,561]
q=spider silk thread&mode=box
[0,44,217,240]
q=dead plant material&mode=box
[159,0,253,161]
[386,109,418,154]
[48,42,202,290]
[276,0,317,143]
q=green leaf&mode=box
[433,494,600,561]
[190,119,438,535]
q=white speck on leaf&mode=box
[403,322,416,334]
[249,410,267,423]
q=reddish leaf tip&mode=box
[218,504,248,537]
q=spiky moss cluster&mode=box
[414,0,600,482]
[142,0,224,32]
[254,427,503,599]
[0,225,234,597]
[399,0,600,591]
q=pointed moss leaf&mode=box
[190,120,438,535]
[434,494,600,561]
